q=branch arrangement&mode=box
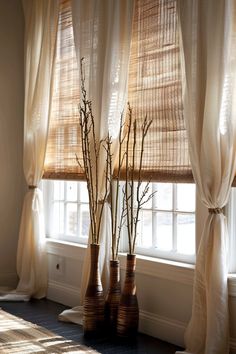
[124,104,154,255]
[105,116,126,260]
[76,60,154,255]
[76,58,109,245]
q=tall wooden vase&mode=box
[105,259,121,332]
[117,254,139,337]
[83,243,105,336]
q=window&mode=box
[43,180,196,263]
[132,182,196,263]
[42,0,197,264]
[43,180,89,244]
[226,188,236,273]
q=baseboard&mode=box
[47,280,80,308]
[140,311,236,352]
[139,310,186,347]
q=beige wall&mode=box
[0,0,25,285]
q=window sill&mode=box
[45,239,236,296]
[46,239,87,259]
[119,252,195,285]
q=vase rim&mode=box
[110,259,120,264]
[127,253,136,259]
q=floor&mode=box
[0,298,183,354]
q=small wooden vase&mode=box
[105,259,121,332]
[117,254,139,338]
[83,243,105,335]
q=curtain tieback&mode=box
[28,185,37,190]
[208,208,223,214]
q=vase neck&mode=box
[89,244,101,284]
[90,244,100,265]
[109,260,120,285]
[123,254,136,295]
[126,254,136,274]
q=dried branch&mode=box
[116,187,127,259]
[106,114,126,260]
[123,104,154,254]
[125,104,133,254]
[77,58,109,245]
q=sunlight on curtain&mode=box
[177,1,236,353]
[0,0,59,301]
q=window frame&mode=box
[43,180,199,264]
[119,182,197,264]
[42,180,89,245]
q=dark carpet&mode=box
[0,298,183,353]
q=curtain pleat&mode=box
[0,0,59,301]
[177,1,236,353]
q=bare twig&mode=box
[77,58,109,245]
[125,104,133,254]
[123,104,154,254]
[106,114,126,260]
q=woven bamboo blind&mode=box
[43,0,84,180]
[43,0,193,182]
[118,0,192,182]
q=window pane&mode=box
[66,203,77,235]
[79,181,89,203]
[154,212,172,250]
[53,202,64,234]
[53,181,64,200]
[153,183,172,210]
[177,184,195,211]
[80,204,90,237]
[177,213,195,254]
[139,183,153,209]
[136,210,152,247]
[66,181,77,201]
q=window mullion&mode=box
[64,181,67,238]
[172,184,177,252]
[77,182,80,238]
[152,183,158,248]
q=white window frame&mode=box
[120,182,197,264]
[226,187,236,273]
[42,180,208,265]
[42,180,89,245]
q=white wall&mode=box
[0,0,25,286]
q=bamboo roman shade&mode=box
[43,0,83,180]
[118,0,192,182]
[43,0,193,183]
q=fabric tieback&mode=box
[28,185,37,190]
[208,208,223,214]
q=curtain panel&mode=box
[0,0,60,301]
[177,1,236,353]
[58,0,134,324]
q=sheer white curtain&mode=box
[0,0,59,301]
[177,1,236,353]
[58,0,134,324]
